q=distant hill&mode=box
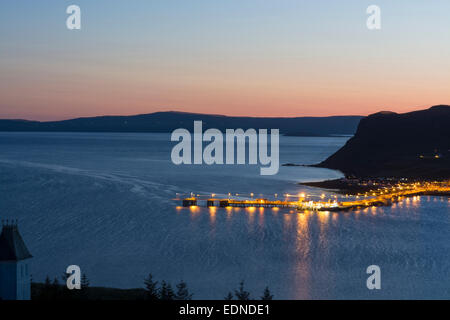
[0,112,362,136]
[317,105,450,179]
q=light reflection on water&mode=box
[180,196,450,299]
[208,207,217,226]
[294,212,311,299]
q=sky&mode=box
[1,0,450,120]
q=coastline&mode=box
[300,178,450,212]
[300,178,377,195]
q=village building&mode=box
[0,221,32,300]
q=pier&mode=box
[179,181,450,212]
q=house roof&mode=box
[0,222,32,262]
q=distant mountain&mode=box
[317,105,450,179]
[0,112,362,136]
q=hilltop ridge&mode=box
[316,105,450,179]
[0,111,362,136]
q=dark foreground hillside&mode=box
[317,105,450,179]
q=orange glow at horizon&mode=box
[2,2,450,121]
[1,47,449,121]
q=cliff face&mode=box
[318,105,450,179]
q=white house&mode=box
[0,221,33,300]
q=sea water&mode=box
[0,132,448,299]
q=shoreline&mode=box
[300,178,450,195]
[300,178,379,195]
[300,178,450,212]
